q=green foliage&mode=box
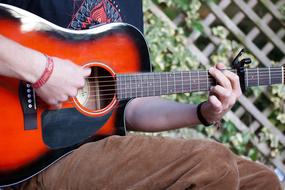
[143,0,284,164]
[280,3,285,21]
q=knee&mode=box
[261,169,282,190]
[183,139,239,186]
[184,139,236,166]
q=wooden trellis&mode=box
[148,0,285,181]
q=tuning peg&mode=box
[240,58,251,65]
[232,48,245,69]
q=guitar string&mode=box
[85,69,284,81]
[84,68,283,80]
[85,72,284,84]
[34,68,284,106]
[82,75,283,90]
[36,77,281,106]
[32,72,284,104]
[33,75,284,104]
[85,74,284,85]
[85,76,282,93]
[36,77,282,108]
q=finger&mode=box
[210,85,232,102]
[59,95,69,102]
[69,88,78,97]
[208,95,223,113]
[48,99,60,106]
[75,78,86,88]
[82,68,92,77]
[209,67,232,89]
[215,63,226,70]
[222,70,242,96]
[50,103,62,110]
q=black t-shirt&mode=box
[0,0,144,32]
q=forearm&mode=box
[0,34,45,83]
[125,97,200,132]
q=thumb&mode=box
[82,68,92,77]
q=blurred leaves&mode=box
[280,3,285,21]
[143,0,285,164]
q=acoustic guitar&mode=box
[0,3,284,187]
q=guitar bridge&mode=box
[19,81,37,130]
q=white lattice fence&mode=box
[147,0,285,179]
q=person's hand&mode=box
[35,56,91,106]
[201,63,242,123]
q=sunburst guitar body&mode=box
[0,4,150,187]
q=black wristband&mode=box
[197,102,212,126]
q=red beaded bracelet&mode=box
[32,55,54,89]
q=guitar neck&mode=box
[116,66,284,100]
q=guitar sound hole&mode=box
[76,66,116,112]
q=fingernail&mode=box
[209,67,214,73]
[84,68,92,75]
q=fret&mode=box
[199,71,208,91]
[161,72,168,95]
[116,75,121,99]
[166,72,169,95]
[159,73,162,96]
[257,68,259,86]
[197,71,200,91]
[281,66,284,84]
[181,71,184,93]
[127,75,132,99]
[121,75,126,99]
[190,71,199,92]
[259,68,269,86]
[145,74,149,97]
[118,75,126,99]
[189,71,192,92]
[173,72,176,93]
[247,68,258,87]
[269,67,271,85]
[206,71,209,90]
[271,67,283,84]
[246,67,283,87]
[168,73,175,94]
[130,74,137,98]
[138,74,143,98]
[124,74,128,99]
[139,74,144,97]
[143,73,149,97]
[149,73,155,96]
[134,74,138,98]
[181,71,191,92]
[245,68,249,87]
[153,73,161,96]
[174,71,183,93]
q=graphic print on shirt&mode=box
[69,0,122,29]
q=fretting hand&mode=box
[200,63,242,124]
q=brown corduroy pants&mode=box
[15,135,281,190]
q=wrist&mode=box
[197,102,213,126]
[17,49,47,84]
[31,55,54,88]
[27,52,47,84]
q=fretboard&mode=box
[116,67,284,100]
